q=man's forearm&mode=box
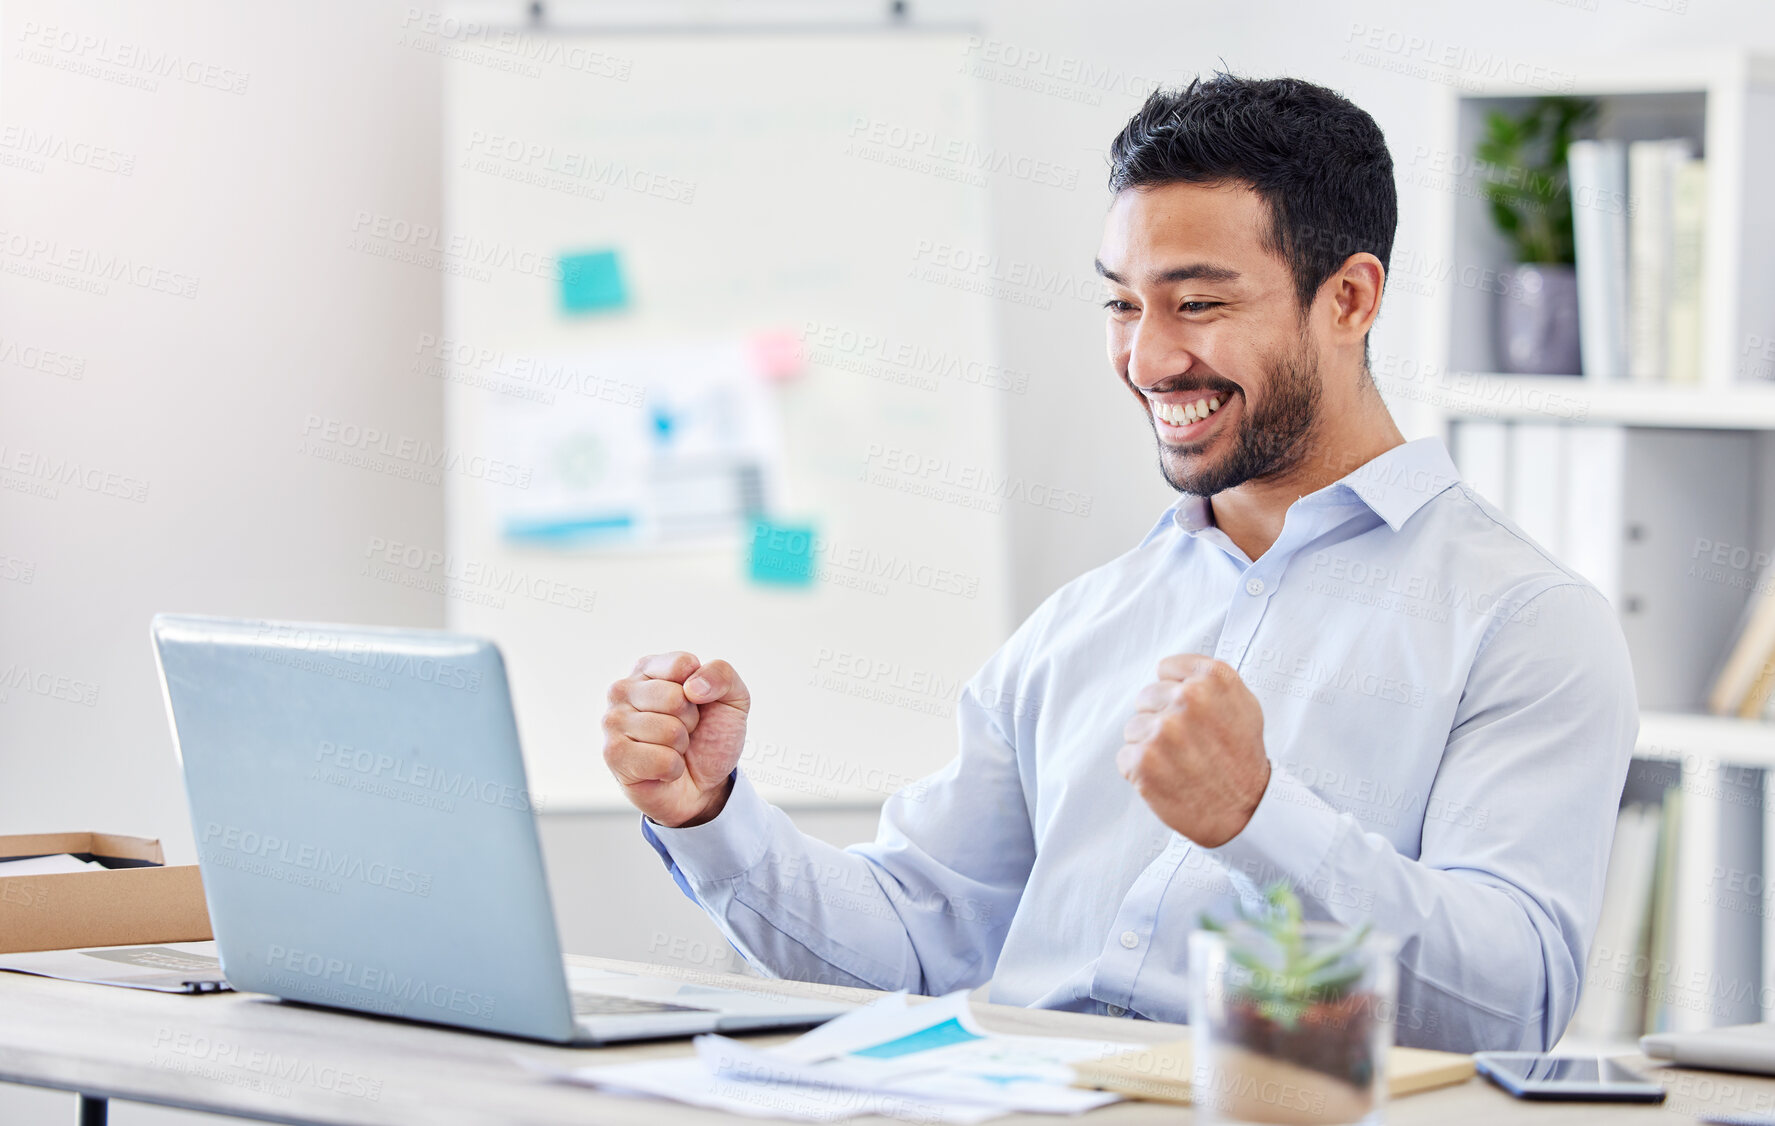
[641,770,1016,995]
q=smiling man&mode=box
[602,75,1637,1052]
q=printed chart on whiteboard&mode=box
[486,341,785,548]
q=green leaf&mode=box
[1292,921,1372,978]
[1211,883,1377,1007]
[1471,96,1595,264]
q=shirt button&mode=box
[1245,577,1266,596]
[1107,1005,1127,1017]
[1120,930,1140,949]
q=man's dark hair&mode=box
[1108,74,1396,317]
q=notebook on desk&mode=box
[1071,1040,1475,1103]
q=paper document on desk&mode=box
[0,940,229,993]
[538,991,1127,1122]
[537,1053,1001,1123]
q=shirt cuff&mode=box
[639,770,772,884]
[1205,764,1343,890]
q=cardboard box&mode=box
[0,832,211,954]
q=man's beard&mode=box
[1153,333,1322,497]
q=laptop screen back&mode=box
[152,614,576,1042]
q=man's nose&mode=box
[1127,321,1193,391]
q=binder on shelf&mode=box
[1607,430,1752,711]
[1568,140,1630,381]
[1506,423,1566,560]
[1449,419,1509,512]
[1562,425,1627,606]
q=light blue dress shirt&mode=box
[641,436,1638,1052]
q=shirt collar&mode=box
[1331,436,1461,531]
[1138,436,1461,548]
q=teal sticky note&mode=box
[747,519,816,587]
[559,249,628,313]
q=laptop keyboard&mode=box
[571,991,714,1017]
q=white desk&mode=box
[0,954,1759,1124]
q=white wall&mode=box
[1,4,446,1118]
[1,0,447,844]
[8,1,1775,1121]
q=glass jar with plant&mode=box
[1475,96,1597,376]
[1189,885,1398,1126]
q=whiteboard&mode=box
[441,31,1011,808]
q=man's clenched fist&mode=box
[1118,654,1271,848]
[603,652,750,828]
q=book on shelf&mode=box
[1571,785,1685,1045]
[1666,158,1707,386]
[1569,139,1705,384]
[1568,140,1629,381]
[1570,801,1660,1043]
[1642,787,1683,1036]
[1627,138,1697,383]
[1740,654,1775,720]
[1707,566,1775,717]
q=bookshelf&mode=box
[1408,52,1775,1043]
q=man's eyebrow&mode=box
[1094,259,1242,286]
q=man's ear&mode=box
[1327,252,1385,345]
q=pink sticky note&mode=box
[749,330,805,381]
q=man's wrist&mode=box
[1191,756,1272,848]
[671,772,737,829]
[1242,757,1272,827]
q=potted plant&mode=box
[1189,885,1398,1125]
[1475,96,1597,376]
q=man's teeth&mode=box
[1154,396,1223,426]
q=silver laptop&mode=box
[151,613,850,1044]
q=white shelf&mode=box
[1406,375,1775,429]
[1636,709,1775,768]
